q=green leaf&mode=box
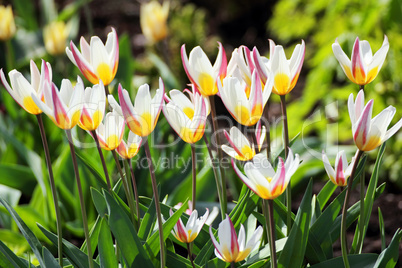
[98,218,118,268]
[278,179,313,268]
[166,250,201,268]
[316,181,336,210]
[138,196,157,241]
[0,197,45,267]
[12,0,38,30]
[373,229,402,268]
[0,164,36,195]
[103,190,153,268]
[310,253,378,268]
[378,208,386,251]
[37,224,99,268]
[148,52,180,89]
[91,188,108,217]
[0,240,28,268]
[42,247,61,268]
[75,149,108,189]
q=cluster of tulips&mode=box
[1,25,401,268]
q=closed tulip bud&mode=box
[0,5,16,41]
[44,21,69,56]
[140,1,169,44]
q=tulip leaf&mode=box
[0,240,28,268]
[81,216,102,256]
[138,196,157,241]
[42,247,61,268]
[0,164,36,196]
[0,197,45,268]
[378,208,386,251]
[91,188,108,217]
[98,218,118,268]
[278,179,312,268]
[37,223,100,268]
[316,181,337,210]
[373,228,402,268]
[103,190,153,268]
[148,52,180,89]
[75,149,108,189]
[309,253,378,268]
[166,250,202,268]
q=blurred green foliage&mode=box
[268,0,402,188]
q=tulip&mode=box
[0,5,16,41]
[66,28,119,86]
[332,36,389,86]
[78,81,106,131]
[31,77,84,129]
[210,215,263,263]
[44,21,69,56]
[219,70,272,126]
[227,46,255,89]
[232,150,300,200]
[163,89,208,144]
[117,78,165,137]
[181,43,226,96]
[222,126,255,161]
[171,208,210,244]
[349,90,402,152]
[1,60,52,114]
[95,111,125,151]
[322,150,356,186]
[116,131,142,159]
[254,39,305,95]
[140,1,169,44]
[255,120,266,152]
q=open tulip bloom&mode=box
[66,28,119,86]
[222,126,256,161]
[219,70,272,126]
[210,215,263,263]
[94,111,125,151]
[181,43,226,96]
[116,131,142,159]
[78,81,106,131]
[332,36,389,86]
[117,78,165,137]
[322,150,356,187]
[31,77,84,130]
[349,90,402,152]
[232,150,300,200]
[1,60,52,115]
[227,46,256,88]
[170,208,210,244]
[163,89,208,144]
[253,39,305,95]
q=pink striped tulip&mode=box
[232,150,300,200]
[66,28,119,86]
[219,70,272,126]
[332,36,389,86]
[181,43,226,96]
[32,77,84,129]
[163,89,208,144]
[170,208,210,244]
[255,120,266,152]
[349,90,402,152]
[254,39,305,95]
[227,46,256,89]
[78,81,106,131]
[322,150,355,187]
[95,111,125,151]
[1,60,52,115]
[116,131,142,159]
[118,78,165,137]
[210,216,263,263]
[222,126,255,161]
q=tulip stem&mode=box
[5,39,15,72]
[91,130,112,192]
[66,129,93,268]
[359,85,365,91]
[231,262,235,268]
[263,102,271,163]
[36,115,63,267]
[191,144,197,210]
[126,159,141,229]
[83,0,94,35]
[209,95,227,216]
[263,199,277,268]
[280,95,291,235]
[112,150,137,227]
[186,243,196,268]
[203,135,224,220]
[341,150,364,268]
[144,139,165,268]
[356,170,366,253]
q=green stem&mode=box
[263,103,271,163]
[186,243,196,268]
[36,115,63,267]
[127,160,141,229]
[144,139,165,268]
[112,151,137,228]
[5,39,14,71]
[66,129,93,268]
[359,85,365,91]
[341,150,364,268]
[263,199,277,268]
[357,171,365,253]
[209,95,227,216]
[280,95,291,235]
[191,144,196,210]
[83,0,94,35]
[203,135,224,220]
[91,130,112,191]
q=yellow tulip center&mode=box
[106,134,120,150]
[198,72,218,96]
[273,73,290,95]
[183,107,194,119]
[23,96,42,115]
[361,135,381,152]
[96,62,113,86]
